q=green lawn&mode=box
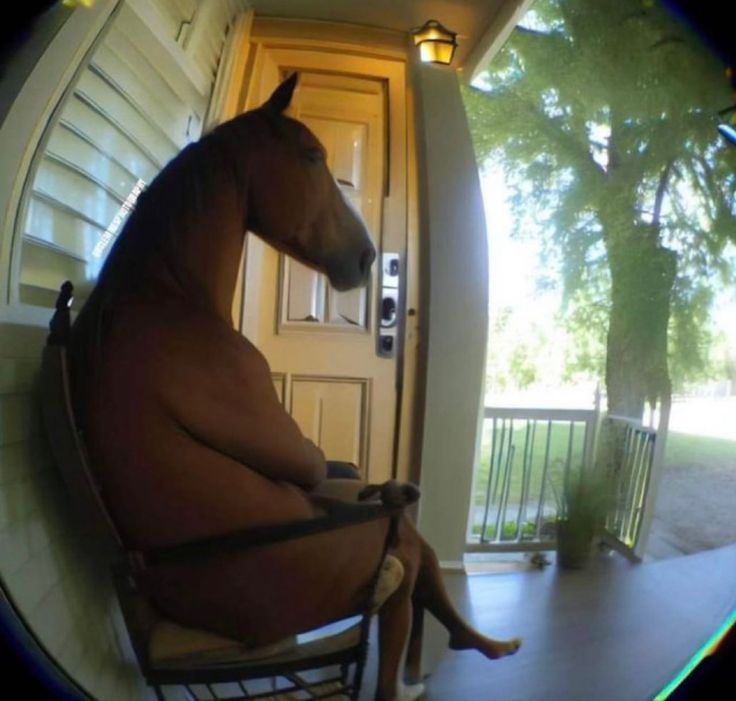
[664,432,736,468]
[472,420,588,539]
[474,420,587,501]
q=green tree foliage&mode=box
[464,0,736,415]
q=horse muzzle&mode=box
[327,244,375,291]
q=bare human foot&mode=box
[448,628,522,659]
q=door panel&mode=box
[282,258,325,324]
[272,372,286,404]
[241,48,407,482]
[290,378,370,468]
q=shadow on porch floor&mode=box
[359,545,736,701]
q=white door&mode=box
[241,47,408,483]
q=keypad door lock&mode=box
[381,291,398,328]
[378,253,400,357]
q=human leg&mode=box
[312,479,520,696]
[376,525,425,701]
[406,519,521,659]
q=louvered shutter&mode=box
[16,0,240,309]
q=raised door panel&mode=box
[290,378,369,472]
[272,372,285,404]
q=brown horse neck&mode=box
[134,117,257,324]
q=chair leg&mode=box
[353,641,369,701]
[404,603,425,684]
[153,685,166,701]
[183,685,200,701]
[350,665,361,701]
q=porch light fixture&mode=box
[411,20,458,66]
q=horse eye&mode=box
[305,147,324,163]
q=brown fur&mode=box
[69,78,382,644]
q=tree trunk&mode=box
[605,227,677,419]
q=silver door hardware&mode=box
[381,289,398,328]
[382,252,399,288]
[378,253,400,357]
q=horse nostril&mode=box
[360,248,376,276]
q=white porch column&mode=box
[413,64,488,567]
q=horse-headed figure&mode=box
[69,74,519,701]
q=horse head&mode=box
[243,74,376,291]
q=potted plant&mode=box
[555,468,614,569]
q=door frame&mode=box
[234,18,421,482]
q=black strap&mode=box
[141,503,400,567]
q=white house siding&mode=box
[0,322,150,700]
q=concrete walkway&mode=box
[647,456,736,559]
[646,400,736,560]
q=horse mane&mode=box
[68,110,261,413]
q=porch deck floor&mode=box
[360,544,736,700]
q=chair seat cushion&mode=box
[371,553,404,611]
[149,554,404,669]
[149,620,298,667]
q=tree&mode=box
[464,0,736,418]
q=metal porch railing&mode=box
[467,406,665,558]
[600,415,658,555]
[467,407,599,553]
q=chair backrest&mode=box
[40,343,124,555]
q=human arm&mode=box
[160,328,327,489]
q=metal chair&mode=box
[40,283,407,700]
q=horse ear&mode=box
[265,73,298,113]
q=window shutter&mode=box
[16,0,239,309]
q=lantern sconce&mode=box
[411,19,458,66]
